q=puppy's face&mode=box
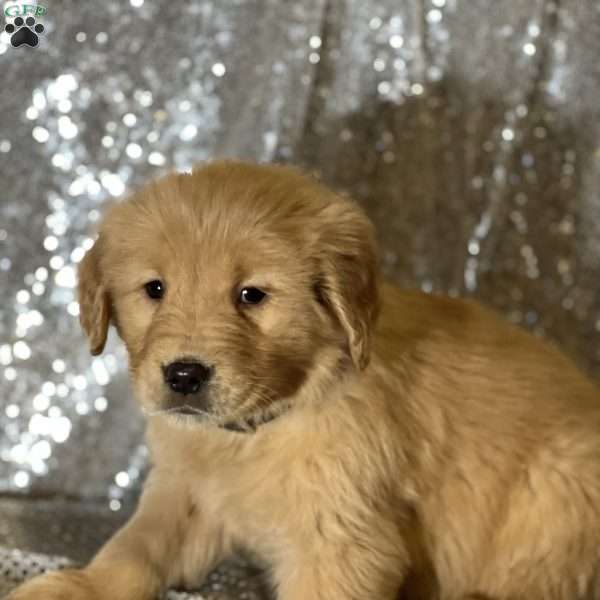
[78,162,378,431]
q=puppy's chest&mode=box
[189,443,362,557]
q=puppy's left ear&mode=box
[316,199,380,370]
[78,238,111,356]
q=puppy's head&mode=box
[78,162,379,431]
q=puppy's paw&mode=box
[6,569,99,600]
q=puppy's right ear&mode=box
[78,238,110,355]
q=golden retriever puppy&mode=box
[9,161,600,600]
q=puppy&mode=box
[9,161,600,600]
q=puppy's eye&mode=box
[145,280,165,300]
[239,287,267,306]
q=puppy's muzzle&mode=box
[162,360,213,413]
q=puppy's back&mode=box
[376,283,599,415]
[373,284,600,597]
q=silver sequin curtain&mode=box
[1,0,599,598]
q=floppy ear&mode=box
[78,239,110,355]
[316,200,380,370]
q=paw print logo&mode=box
[4,16,45,48]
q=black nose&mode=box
[163,361,212,395]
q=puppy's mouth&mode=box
[146,386,293,434]
[173,405,204,416]
[148,403,209,419]
[174,402,289,434]
[158,407,280,434]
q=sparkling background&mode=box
[1,0,600,598]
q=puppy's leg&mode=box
[276,568,404,600]
[274,549,408,600]
[8,470,229,600]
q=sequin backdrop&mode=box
[1,0,599,598]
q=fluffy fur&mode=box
[9,161,600,600]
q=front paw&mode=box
[6,569,99,600]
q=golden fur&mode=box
[9,161,600,600]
